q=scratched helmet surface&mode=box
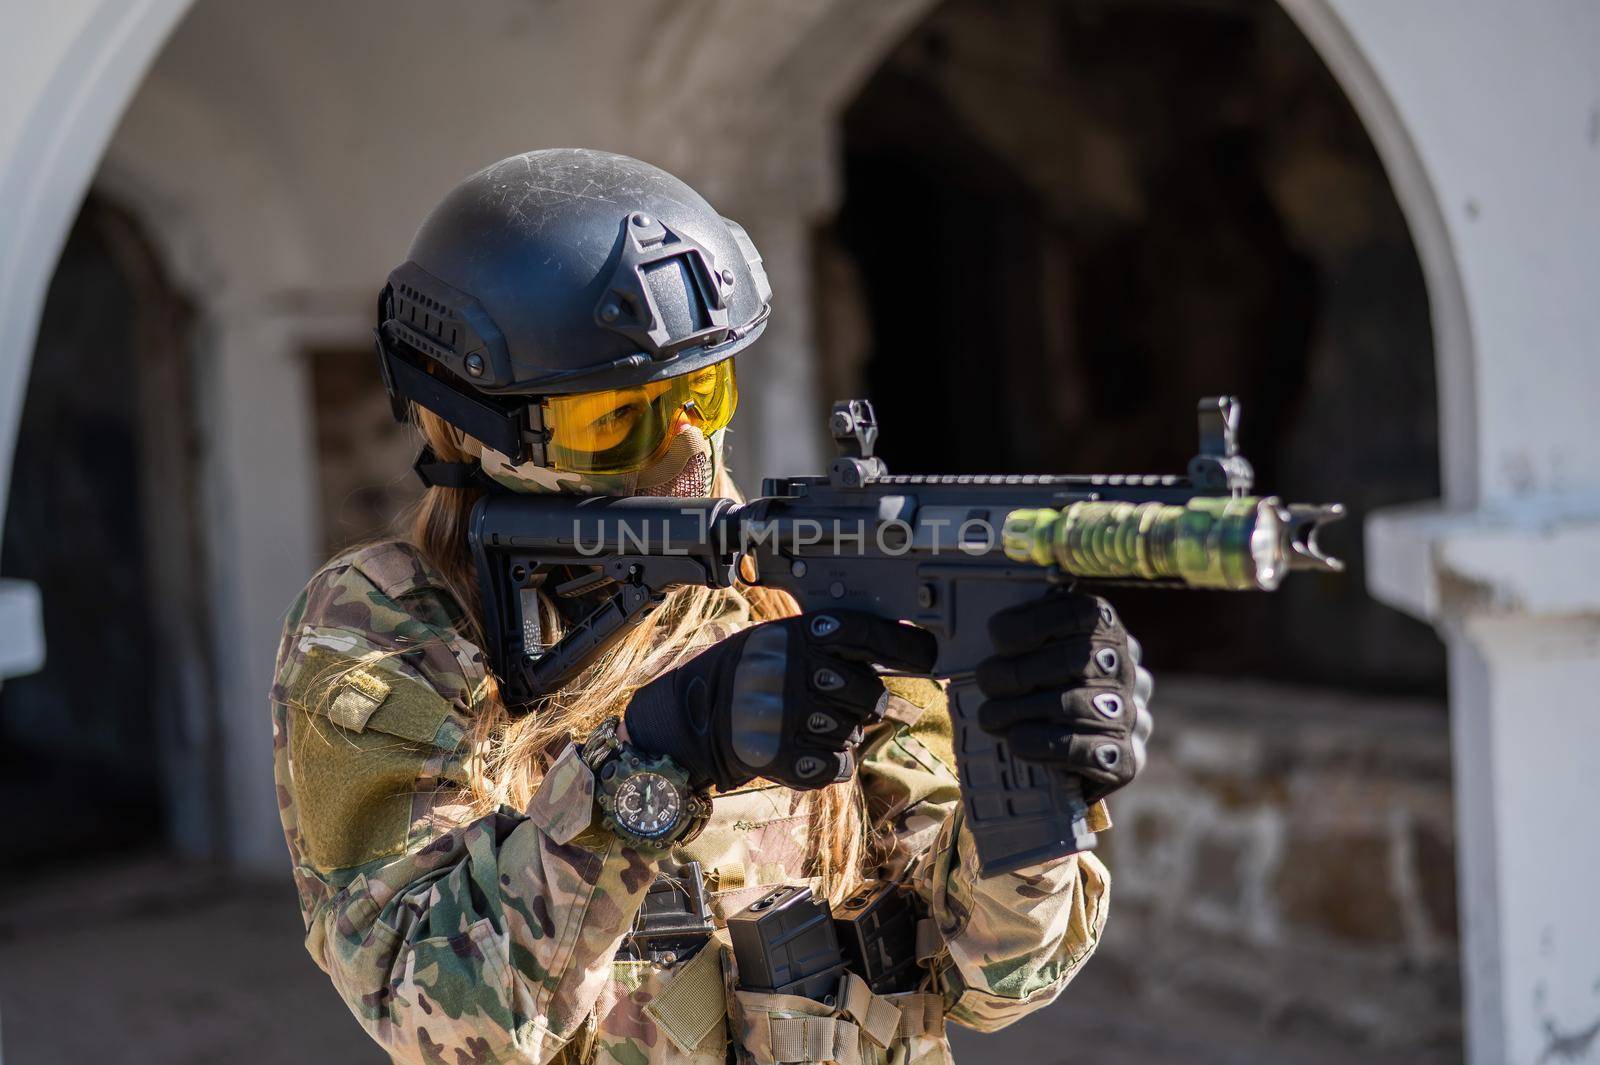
[375,149,772,463]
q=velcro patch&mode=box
[328,668,391,732]
[286,647,452,746]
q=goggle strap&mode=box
[413,446,498,490]
[525,401,550,467]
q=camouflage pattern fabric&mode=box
[271,541,1111,1065]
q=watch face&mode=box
[613,771,682,840]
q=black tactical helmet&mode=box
[375,149,772,465]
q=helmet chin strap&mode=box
[475,425,723,498]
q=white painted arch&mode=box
[0,0,195,677]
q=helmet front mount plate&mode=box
[595,213,735,358]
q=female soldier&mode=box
[271,149,1152,1065]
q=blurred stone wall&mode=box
[1096,678,1458,1055]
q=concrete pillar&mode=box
[1447,615,1600,1061]
[1459,614,1600,1063]
[96,69,333,870]
[197,305,324,869]
[1369,507,1600,1063]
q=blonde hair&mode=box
[408,407,871,900]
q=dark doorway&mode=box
[0,195,217,867]
[823,0,1445,693]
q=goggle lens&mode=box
[543,358,738,474]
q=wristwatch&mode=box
[580,717,712,849]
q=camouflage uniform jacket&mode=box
[270,541,1112,1065]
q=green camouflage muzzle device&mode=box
[1002,494,1340,590]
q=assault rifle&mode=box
[468,396,1342,876]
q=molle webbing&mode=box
[735,973,909,1065]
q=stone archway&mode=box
[0,0,194,674]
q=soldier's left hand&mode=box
[974,591,1153,803]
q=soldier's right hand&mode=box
[624,611,937,791]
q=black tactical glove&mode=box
[974,591,1154,804]
[625,611,938,792]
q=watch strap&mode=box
[581,716,627,772]
[585,717,712,847]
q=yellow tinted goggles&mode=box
[542,358,738,474]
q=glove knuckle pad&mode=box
[805,709,839,735]
[811,665,847,692]
[789,752,832,785]
[808,659,881,711]
[1089,596,1122,634]
[1062,687,1131,731]
[804,613,845,641]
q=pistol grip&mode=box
[947,676,1097,877]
